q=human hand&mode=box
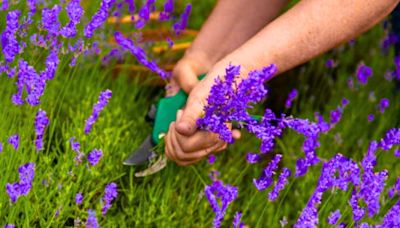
[165,63,242,166]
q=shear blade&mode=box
[135,155,167,177]
[123,135,156,166]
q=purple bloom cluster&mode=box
[76,192,84,205]
[325,59,336,68]
[7,134,19,150]
[327,210,341,225]
[6,163,35,203]
[135,0,156,29]
[84,0,116,38]
[60,0,84,38]
[160,0,174,21]
[204,180,238,228]
[388,177,400,198]
[173,4,192,35]
[42,5,62,36]
[86,209,99,228]
[101,182,118,215]
[114,32,170,79]
[70,137,84,163]
[34,109,50,151]
[87,149,103,166]
[253,154,282,191]
[84,89,112,134]
[2,10,21,63]
[246,153,261,164]
[268,167,291,201]
[379,128,400,151]
[232,212,244,228]
[197,64,277,143]
[356,64,373,85]
[395,56,400,80]
[378,98,390,113]
[285,89,298,109]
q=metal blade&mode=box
[135,155,167,177]
[123,135,156,166]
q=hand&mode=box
[165,65,241,166]
[166,53,211,96]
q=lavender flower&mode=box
[8,134,19,150]
[4,225,15,228]
[381,200,400,227]
[84,0,116,38]
[379,128,400,151]
[356,64,373,85]
[114,32,170,79]
[87,149,103,166]
[285,89,298,109]
[6,163,35,203]
[204,180,238,228]
[268,168,291,201]
[101,182,118,215]
[208,154,216,164]
[325,59,336,68]
[330,107,343,124]
[0,142,3,152]
[1,0,9,11]
[341,98,349,107]
[232,212,244,228]
[173,3,191,35]
[246,153,261,164]
[327,210,341,225]
[41,5,62,36]
[86,209,99,228]
[70,137,84,163]
[395,56,400,80]
[160,0,174,21]
[60,0,84,38]
[368,114,375,122]
[76,192,83,205]
[378,98,390,113]
[253,154,282,191]
[34,109,49,151]
[2,10,21,63]
[84,89,112,134]
[135,0,156,29]
[395,149,400,157]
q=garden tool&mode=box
[123,74,206,177]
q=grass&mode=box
[0,0,400,227]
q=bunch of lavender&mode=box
[87,149,103,166]
[173,3,192,35]
[268,167,291,201]
[159,0,174,21]
[84,89,112,134]
[253,154,282,191]
[60,0,84,38]
[84,0,116,38]
[34,109,49,151]
[6,163,35,203]
[41,5,62,36]
[197,64,277,144]
[114,32,170,79]
[86,209,99,228]
[204,180,238,228]
[1,10,21,63]
[101,182,118,215]
[7,134,19,150]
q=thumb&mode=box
[176,92,206,136]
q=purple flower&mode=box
[160,0,174,21]
[208,154,216,164]
[87,149,103,166]
[166,37,174,48]
[60,0,84,38]
[34,109,50,151]
[268,167,291,201]
[379,128,400,151]
[204,180,238,228]
[395,56,400,80]
[42,5,62,35]
[232,212,244,228]
[84,0,116,38]
[114,32,171,79]
[325,59,336,68]
[381,33,399,53]
[341,98,349,107]
[348,77,354,89]
[101,182,118,215]
[173,3,191,35]
[327,210,341,225]
[8,134,19,150]
[4,225,15,228]
[378,98,390,113]
[253,154,282,191]
[368,114,375,122]
[135,0,156,29]
[285,89,298,109]
[395,149,400,157]
[381,200,400,227]
[1,0,9,11]
[86,209,99,228]
[246,153,261,164]
[330,108,342,124]
[356,64,373,85]
[76,192,83,205]
[2,10,21,63]
[84,89,112,134]
[70,137,84,163]
[0,142,3,152]
[6,163,35,203]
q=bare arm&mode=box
[172,0,289,93]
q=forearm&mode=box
[221,0,399,77]
[184,0,289,68]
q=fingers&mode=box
[172,61,199,94]
[175,92,207,136]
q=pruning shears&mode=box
[123,74,206,177]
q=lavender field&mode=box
[0,0,400,227]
